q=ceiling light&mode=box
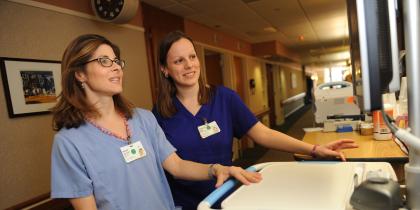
[263,27,277,33]
[298,35,304,41]
[311,74,318,81]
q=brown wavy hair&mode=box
[51,34,133,131]
[156,31,212,118]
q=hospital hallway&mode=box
[233,104,314,168]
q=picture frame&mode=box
[0,57,61,118]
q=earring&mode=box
[80,82,85,89]
[164,72,169,78]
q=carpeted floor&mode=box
[234,104,316,167]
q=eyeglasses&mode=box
[83,57,125,69]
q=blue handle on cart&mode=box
[201,165,258,207]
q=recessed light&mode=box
[298,35,304,41]
[263,27,277,33]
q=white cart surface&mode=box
[198,162,397,210]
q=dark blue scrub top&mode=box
[153,86,258,210]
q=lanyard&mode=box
[85,115,132,144]
[202,117,210,129]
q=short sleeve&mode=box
[229,89,258,138]
[138,109,176,164]
[51,134,93,198]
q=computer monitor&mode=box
[347,1,420,209]
[347,0,400,112]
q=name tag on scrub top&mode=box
[198,121,221,139]
[120,141,147,163]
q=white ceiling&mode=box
[140,0,350,65]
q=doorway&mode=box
[233,56,245,100]
[204,50,223,86]
[305,76,314,105]
[266,64,276,128]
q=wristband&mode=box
[310,145,319,158]
[208,164,216,179]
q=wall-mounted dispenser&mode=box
[249,79,256,95]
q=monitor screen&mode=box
[347,0,400,112]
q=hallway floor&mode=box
[257,105,314,163]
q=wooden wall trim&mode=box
[5,193,49,210]
[254,108,271,119]
[141,2,185,102]
[5,192,72,210]
[184,20,252,55]
[252,41,300,62]
[196,41,303,71]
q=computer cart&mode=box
[198,162,397,210]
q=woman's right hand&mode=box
[211,164,262,188]
[315,139,358,161]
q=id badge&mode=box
[120,141,147,163]
[198,121,221,139]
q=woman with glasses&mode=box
[152,31,359,210]
[50,34,261,210]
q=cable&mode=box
[381,109,398,133]
[381,108,420,152]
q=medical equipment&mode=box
[198,162,398,210]
[323,119,361,132]
[350,175,402,210]
[313,81,360,123]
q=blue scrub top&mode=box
[51,108,177,210]
[153,86,258,210]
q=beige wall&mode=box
[245,58,268,113]
[195,42,275,119]
[195,42,270,116]
[281,67,305,98]
[272,65,285,125]
[0,1,151,208]
[277,65,306,118]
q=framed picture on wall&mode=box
[0,57,61,118]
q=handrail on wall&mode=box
[281,92,306,105]
[254,108,270,119]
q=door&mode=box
[234,56,245,100]
[204,50,223,86]
[266,64,276,128]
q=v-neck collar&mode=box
[174,96,206,118]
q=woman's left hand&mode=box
[314,139,358,161]
[212,164,262,188]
